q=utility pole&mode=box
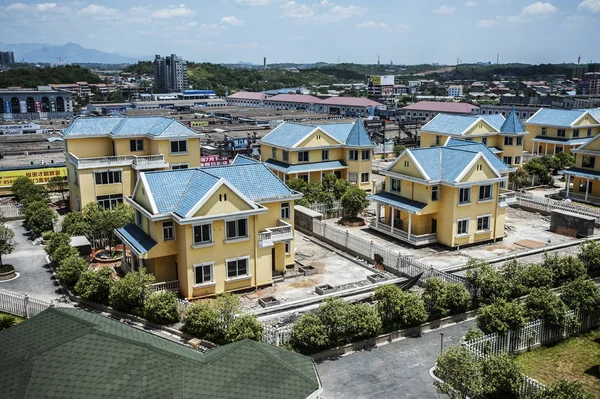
[440,333,444,354]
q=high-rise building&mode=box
[0,51,15,66]
[153,54,187,93]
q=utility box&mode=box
[70,236,92,258]
[550,210,595,237]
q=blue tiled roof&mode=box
[367,191,427,214]
[533,136,592,146]
[115,224,157,255]
[231,155,260,165]
[421,113,505,135]
[63,116,198,138]
[445,138,511,173]
[261,120,373,148]
[175,170,221,216]
[264,159,347,173]
[480,115,506,131]
[144,168,197,214]
[561,167,600,180]
[526,109,590,126]
[500,107,526,133]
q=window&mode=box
[194,263,213,285]
[130,139,144,152]
[555,146,563,154]
[500,180,506,189]
[579,181,592,193]
[361,172,370,183]
[479,184,492,201]
[582,156,596,168]
[431,185,439,201]
[135,210,142,227]
[587,128,592,137]
[515,156,522,165]
[391,178,401,193]
[272,147,277,159]
[172,164,189,170]
[503,156,513,164]
[557,129,566,137]
[541,127,547,136]
[227,257,249,278]
[435,135,441,146]
[481,137,488,146]
[504,136,514,146]
[348,173,358,183]
[282,151,289,162]
[298,151,309,162]
[573,129,580,138]
[96,194,123,210]
[477,215,491,232]
[348,150,358,161]
[170,140,188,154]
[457,219,469,235]
[95,170,121,185]
[280,202,290,219]
[163,221,174,241]
[285,241,291,254]
[459,187,471,204]
[322,149,329,161]
[74,170,79,186]
[193,223,212,245]
[226,219,248,240]
[361,150,370,160]
[516,137,523,146]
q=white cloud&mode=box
[234,0,277,5]
[476,18,498,27]
[479,1,558,27]
[78,5,118,18]
[521,2,557,17]
[151,5,195,19]
[465,1,478,6]
[281,2,365,24]
[36,3,56,12]
[355,21,388,29]
[221,15,245,25]
[432,5,455,14]
[578,0,600,13]
[225,42,258,49]
[6,3,27,11]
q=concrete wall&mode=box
[550,209,595,237]
[294,205,322,232]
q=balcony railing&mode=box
[368,219,437,246]
[258,220,294,248]
[68,153,168,170]
[149,280,180,293]
[498,190,517,208]
[559,189,600,205]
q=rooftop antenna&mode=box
[377,55,380,66]
[497,53,499,65]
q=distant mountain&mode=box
[0,42,139,64]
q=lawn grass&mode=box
[516,328,600,398]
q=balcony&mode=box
[68,153,169,170]
[498,190,517,208]
[368,219,438,247]
[258,220,294,248]
[559,189,600,206]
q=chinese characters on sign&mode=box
[200,156,230,167]
[0,167,67,187]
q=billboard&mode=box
[0,166,67,188]
[368,75,395,86]
[201,156,230,167]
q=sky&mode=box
[1,0,599,65]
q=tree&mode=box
[477,300,527,334]
[374,284,427,331]
[466,261,510,305]
[321,173,337,192]
[463,326,484,342]
[56,255,88,287]
[182,301,220,341]
[11,176,37,202]
[481,353,525,399]
[523,158,553,185]
[144,291,180,325]
[393,144,406,157]
[422,278,448,319]
[333,179,351,200]
[524,288,570,328]
[341,185,369,219]
[45,232,71,259]
[61,211,92,236]
[75,268,113,305]
[290,313,329,355]
[0,224,15,267]
[96,204,135,253]
[317,297,351,346]
[23,200,49,220]
[52,244,79,265]
[553,151,575,171]
[224,314,264,342]
[213,293,241,338]
[46,176,68,202]
[109,268,156,316]
[444,283,471,315]
[561,278,600,314]
[344,303,382,342]
[578,240,600,277]
[504,261,554,297]
[543,254,587,286]
[533,378,592,399]
[27,206,57,235]
[509,167,532,190]
[434,346,483,399]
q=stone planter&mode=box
[258,296,281,308]
[0,266,17,281]
[367,273,388,283]
[298,265,318,276]
[315,284,339,295]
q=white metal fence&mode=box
[310,201,343,218]
[0,289,53,318]
[312,219,468,287]
[263,324,294,346]
[0,202,24,219]
[516,192,600,223]
[462,309,600,396]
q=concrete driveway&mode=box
[0,220,68,304]
[316,320,475,399]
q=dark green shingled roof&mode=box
[0,308,321,399]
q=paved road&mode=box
[0,220,68,304]
[316,320,475,399]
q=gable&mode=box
[459,158,498,182]
[297,128,340,148]
[133,181,154,213]
[464,119,498,135]
[573,113,600,127]
[577,134,600,152]
[194,185,254,217]
[388,153,427,179]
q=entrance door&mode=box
[431,219,437,234]
[272,248,276,272]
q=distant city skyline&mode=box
[1,0,599,65]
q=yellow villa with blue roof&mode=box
[561,133,600,204]
[524,108,600,156]
[419,107,527,166]
[114,155,302,299]
[368,140,516,248]
[62,116,201,211]
[260,117,375,191]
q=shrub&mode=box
[12,176,47,203]
[466,262,510,305]
[27,205,57,235]
[61,211,92,236]
[344,303,382,342]
[341,185,369,218]
[75,268,113,305]
[434,346,483,399]
[477,300,527,334]
[422,278,448,319]
[212,293,241,337]
[463,326,484,342]
[23,200,49,220]
[182,301,220,341]
[52,244,79,265]
[144,291,180,325]
[481,353,525,399]
[374,284,427,331]
[524,288,570,328]
[561,278,600,314]
[56,255,88,287]
[45,232,71,258]
[514,263,554,296]
[0,313,17,331]
[290,313,329,355]
[444,283,471,315]
[393,144,406,157]
[578,240,600,277]
[317,297,351,346]
[224,314,264,342]
[532,378,593,399]
[543,254,587,286]
[109,268,156,316]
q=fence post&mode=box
[395,256,400,270]
[370,241,374,259]
[345,231,349,247]
[546,198,550,212]
[24,293,30,319]
[275,329,280,347]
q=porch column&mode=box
[553,145,556,155]
[320,170,323,181]
[390,207,395,235]
[565,175,570,198]
[545,143,548,155]
[375,203,380,228]
[408,213,412,242]
[585,178,590,202]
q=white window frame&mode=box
[192,222,213,247]
[135,210,142,227]
[481,137,488,146]
[96,194,123,210]
[431,185,439,201]
[226,256,250,281]
[348,173,358,184]
[557,129,566,138]
[504,136,514,146]
[361,150,370,160]
[458,187,471,205]
[516,136,523,146]
[272,147,277,159]
[457,218,470,236]
[573,129,580,138]
[360,172,370,183]
[280,202,290,220]
[170,139,188,155]
[322,149,329,161]
[435,135,441,146]
[503,156,512,165]
[225,218,249,242]
[94,170,122,185]
[285,241,291,254]
[348,149,359,161]
[171,164,189,170]
[514,156,521,165]
[193,262,214,287]
[478,184,493,201]
[476,214,492,233]
[298,151,309,163]
[541,127,547,136]
[391,178,401,193]
[162,221,175,241]
[282,150,289,162]
[130,139,144,152]
[587,128,592,137]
